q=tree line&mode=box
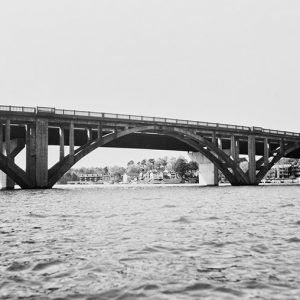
[58,156,199,183]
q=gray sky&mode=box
[1,1,300,167]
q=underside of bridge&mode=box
[0,116,299,189]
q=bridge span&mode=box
[0,105,299,189]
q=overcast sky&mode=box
[1,1,300,167]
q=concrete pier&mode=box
[26,124,36,184]
[212,133,219,185]
[188,152,218,186]
[35,119,48,188]
[264,138,269,166]
[59,127,65,161]
[231,135,239,163]
[248,135,256,184]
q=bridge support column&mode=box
[35,119,48,188]
[0,138,25,190]
[26,124,36,184]
[231,135,239,163]
[212,132,219,185]
[5,120,11,159]
[264,138,269,166]
[6,163,15,189]
[3,120,14,189]
[248,135,256,184]
[87,128,93,141]
[0,124,2,156]
[280,138,284,154]
[188,152,218,186]
[0,129,5,189]
[97,123,102,139]
[59,127,64,161]
[69,121,74,165]
[0,124,3,189]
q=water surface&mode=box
[0,185,300,299]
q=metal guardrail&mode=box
[0,105,36,113]
[0,104,300,138]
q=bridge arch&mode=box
[0,154,33,188]
[0,139,32,189]
[47,125,248,188]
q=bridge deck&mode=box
[1,105,300,159]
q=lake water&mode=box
[0,185,300,299]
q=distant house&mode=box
[170,171,178,179]
[122,173,129,183]
[79,173,102,182]
[157,171,164,180]
[272,164,291,179]
[102,174,112,182]
[149,170,157,180]
[265,163,300,180]
[292,164,300,177]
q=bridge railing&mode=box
[1,104,300,138]
[0,105,36,114]
[262,128,300,137]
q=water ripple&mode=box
[0,185,299,299]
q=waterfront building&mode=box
[273,164,291,179]
[291,164,300,177]
[79,173,102,182]
[265,163,300,180]
[102,174,112,182]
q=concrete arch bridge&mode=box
[0,105,299,189]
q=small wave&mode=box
[32,260,62,271]
[52,270,75,278]
[105,214,118,219]
[22,240,36,244]
[250,244,269,253]
[204,242,226,248]
[279,203,295,208]
[172,216,191,223]
[141,197,156,201]
[27,212,47,218]
[197,265,231,273]
[7,275,25,283]
[184,282,212,291]
[87,288,124,299]
[59,214,78,218]
[202,240,235,248]
[132,212,143,216]
[214,286,244,297]
[119,257,143,262]
[162,204,176,208]
[163,282,212,295]
[138,246,161,253]
[207,216,219,220]
[6,261,31,272]
[92,267,103,273]
[295,221,300,225]
[286,237,300,243]
[244,280,270,289]
[133,283,160,291]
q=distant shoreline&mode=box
[54,182,300,189]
